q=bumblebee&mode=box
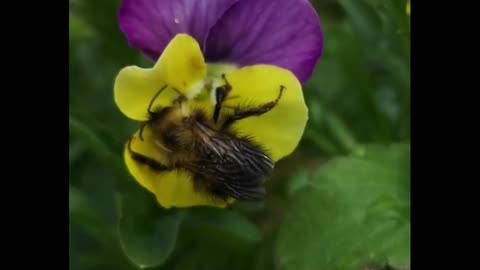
[127,75,285,201]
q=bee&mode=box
[127,74,285,202]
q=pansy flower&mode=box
[114,0,323,208]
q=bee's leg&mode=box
[147,84,169,115]
[127,138,170,171]
[213,75,232,123]
[221,73,231,86]
[213,74,232,123]
[222,85,285,129]
[138,122,148,141]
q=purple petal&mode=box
[205,0,323,83]
[118,0,239,61]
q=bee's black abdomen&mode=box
[186,130,274,201]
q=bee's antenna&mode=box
[147,84,169,114]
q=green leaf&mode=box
[70,186,135,270]
[69,187,111,242]
[276,144,410,270]
[69,115,133,187]
[70,187,104,244]
[183,207,262,246]
[154,208,261,270]
[69,115,126,176]
[118,192,186,268]
[160,239,256,270]
[287,171,311,197]
[69,141,85,165]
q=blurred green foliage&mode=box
[277,144,410,270]
[69,0,410,269]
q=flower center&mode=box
[191,63,238,104]
[206,63,238,78]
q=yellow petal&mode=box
[221,65,308,162]
[124,128,233,208]
[114,34,207,121]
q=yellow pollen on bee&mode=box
[187,80,205,99]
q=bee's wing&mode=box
[188,127,274,200]
[187,159,268,200]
